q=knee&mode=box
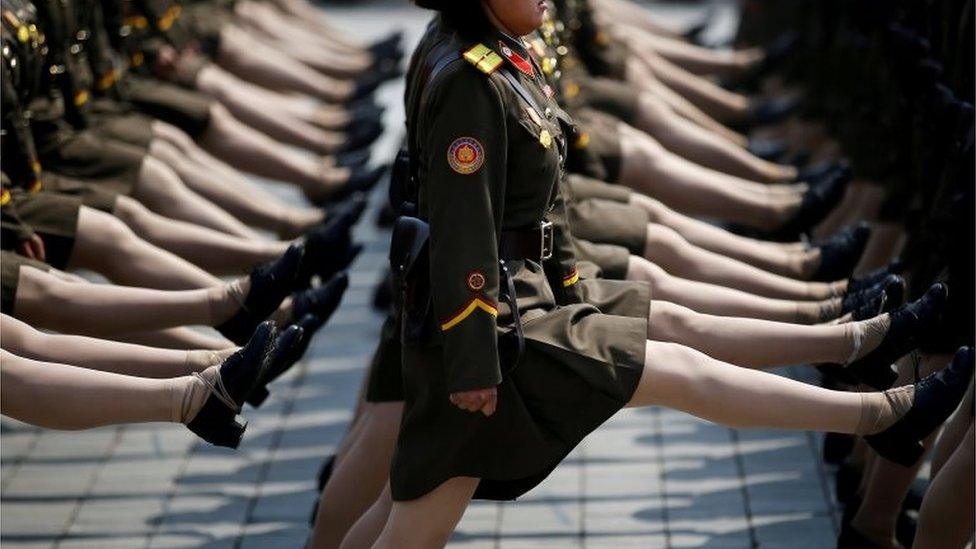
[86,208,141,253]
[16,267,69,311]
[140,157,189,199]
[650,301,701,341]
[626,256,666,291]
[630,194,665,222]
[645,224,686,254]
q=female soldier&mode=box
[345,2,972,548]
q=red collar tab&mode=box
[498,41,534,76]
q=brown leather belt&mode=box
[499,221,554,261]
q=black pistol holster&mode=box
[388,148,525,374]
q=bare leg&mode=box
[109,328,230,350]
[13,265,240,336]
[359,478,479,549]
[131,156,255,238]
[113,196,289,275]
[632,47,751,121]
[341,484,396,549]
[630,194,817,278]
[150,122,325,237]
[591,0,690,40]
[70,206,221,289]
[914,423,975,549]
[624,57,748,145]
[627,341,896,434]
[626,257,839,324]
[618,24,763,76]
[198,103,347,197]
[648,301,888,369]
[0,349,198,430]
[311,402,403,549]
[634,93,796,182]
[616,130,802,231]
[930,380,975,476]
[0,314,230,378]
[216,26,353,102]
[642,224,843,300]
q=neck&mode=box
[482,2,518,38]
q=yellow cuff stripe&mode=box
[562,269,580,287]
[1,189,11,206]
[440,297,498,331]
[97,70,119,90]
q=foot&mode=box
[865,346,974,466]
[328,148,372,170]
[338,118,384,153]
[245,324,305,408]
[773,165,851,240]
[810,222,871,281]
[848,260,904,293]
[291,272,350,328]
[847,283,949,389]
[184,321,277,448]
[746,94,801,127]
[299,199,365,287]
[216,245,304,345]
[746,136,789,161]
[847,275,906,321]
[312,164,389,206]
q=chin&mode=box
[513,16,543,35]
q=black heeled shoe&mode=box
[746,94,801,127]
[772,166,851,241]
[319,164,389,206]
[746,136,789,161]
[841,274,904,315]
[187,321,276,448]
[343,103,386,132]
[216,245,304,345]
[848,260,905,293]
[333,148,372,170]
[847,283,948,390]
[298,211,356,289]
[338,119,384,153]
[323,192,369,227]
[810,222,871,281]
[246,324,305,408]
[849,275,906,321]
[795,160,841,183]
[349,70,390,102]
[368,31,403,57]
[291,273,350,329]
[865,346,974,466]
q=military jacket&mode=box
[406,17,585,393]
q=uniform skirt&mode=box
[568,198,649,254]
[0,251,52,315]
[43,174,120,213]
[365,315,406,403]
[566,173,632,203]
[5,191,84,270]
[391,261,650,502]
[123,76,214,138]
[574,239,632,279]
[573,109,623,182]
[40,132,145,195]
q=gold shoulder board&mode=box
[463,43,503,75]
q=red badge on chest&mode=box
[499,41,534,76]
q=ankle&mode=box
[209,279,248,325]
[185,348,236,375]
[846,314,891,363]
[170,373,212,424]
[856,385,914,435]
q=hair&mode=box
[414,0,493,41]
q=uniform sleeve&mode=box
[544,177,584,304]
[423,66,507,393]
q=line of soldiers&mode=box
[305,1,974,548]
[0,0,400,445]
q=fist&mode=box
[449,386,497,417]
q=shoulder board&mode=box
[463,43,504,75]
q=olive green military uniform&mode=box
[394,17,647,502]
[0,250,53,314]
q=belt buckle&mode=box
[540,221,554,260]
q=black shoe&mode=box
[849,275,906,321]
[338,118,384,153]
[343,103,386,132]
[245,324,305,408]
[317,454,337,492]
[847,283,948,390]
[333,148,372,170]
[848,260,905,293]
[772,166,851,241]
[835,461,863,505]
[822,432,855,465]
[298,212,357,289]
[811,223,871,282]
[797,160,850,184]
[747,94,801,127]
[368,31,403,57]
[319,164,389,206]
[350,71,389,102]
[746,136,789,161]
[216,245,304,345]
[187,321,277,448]
[759,31,799,74]
[323,193,369,228]
[291,272,350,330]
[865,346,974,466]
[837,522,888,549]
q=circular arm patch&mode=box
[447,137,485,175]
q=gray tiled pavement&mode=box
[2,2,842,547]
